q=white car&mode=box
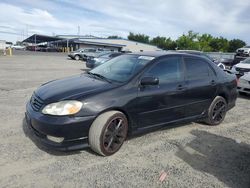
[238,73,250,94]
[11,45,26,50]
[231,57,250,76]
[236,46,250,57]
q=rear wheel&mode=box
[89,111,128,156]
[205,96,227,125]
[74,55,80,61]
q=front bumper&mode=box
[68,54,75,59]
[86,60,95,68]
[25,102,95,151]
[237,80,250,94]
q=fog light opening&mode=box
[47,135,64,143]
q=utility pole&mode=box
[77,25,80,37]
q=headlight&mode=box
[42,100,83,116]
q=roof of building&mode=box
[22,34,62,43]
[74,39,126,47]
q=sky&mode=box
[0,0,249,44]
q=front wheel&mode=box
[74,55,80,61]
[205,96,227,126]
[89,111,128,156]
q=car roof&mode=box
[129,50,177,57]
[176,50,203,54]
[129,50,206,58]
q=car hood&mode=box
[235,63,250,69]
[240,72,250,81]
[35,74,115,103]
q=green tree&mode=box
[209,37,229,52]
[197,34,213,52]
[107,35,122,39]
[150,36,176,50]
[128,32,150,43]
[228,39,246,52]
[176,31,200,50]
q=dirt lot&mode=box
[0,51,249,188]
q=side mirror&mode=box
[140,76,159,86]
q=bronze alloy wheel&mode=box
[205,96,227,126]
[211,100,226,124]
[89,111,128,156]
[101,117,128,155]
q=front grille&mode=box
[30,94,44,111]
[235,67,250,73]
[238,50,244,53]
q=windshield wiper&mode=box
[87,72,112,83]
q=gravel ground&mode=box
[0,51,249,188]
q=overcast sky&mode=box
[0,0,249,44]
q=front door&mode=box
[136,56,187,128]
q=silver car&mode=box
[238,73,250,95]
[236,46,250,57]
[68,48,97,61]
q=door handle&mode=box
[177,84,186,90]
[210,80,216,85]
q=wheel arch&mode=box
[98,107,133,132]
[217,92,229,104]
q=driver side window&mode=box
[145,56,183,84]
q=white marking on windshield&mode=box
[138,56,155,60]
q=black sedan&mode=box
[25,51,237,156]
[86,52,122,68]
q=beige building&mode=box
[76,38,161,52]
[0,40,6,50]
[23,34,161,52]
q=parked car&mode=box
[86,52,123,68]
[218,58,234,69]
[231,57,250,77]
[237,72,250,95]
[79,49,113,61]
[176,50,226,70]
[68,48,112,61]
[68,48,97,61]
[25,51,237,156]
[236,46,250,57]
[11,45,26,50]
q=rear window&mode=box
[185,58,210,80]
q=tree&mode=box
[197,34,213,52]
[126,30,247,52]
[127,32,150,43]
[209,37,229,52]
[175,31,200,50]
[228,39,246,52]
[107,35,122,39]
[150,36,176,50]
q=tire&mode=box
[74,55,80,61]
[89,111,128,156]
[204,96,227,126]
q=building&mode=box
[22,34,161,52]
[0,40,6,50]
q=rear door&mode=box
[136,56,188,128]
[183,57,218,117]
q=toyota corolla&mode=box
[25,51,237,156]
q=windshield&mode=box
[97,52,111,58]
[89,54,154,83]
[242,58,250,64]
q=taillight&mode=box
[236,78,239,86]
